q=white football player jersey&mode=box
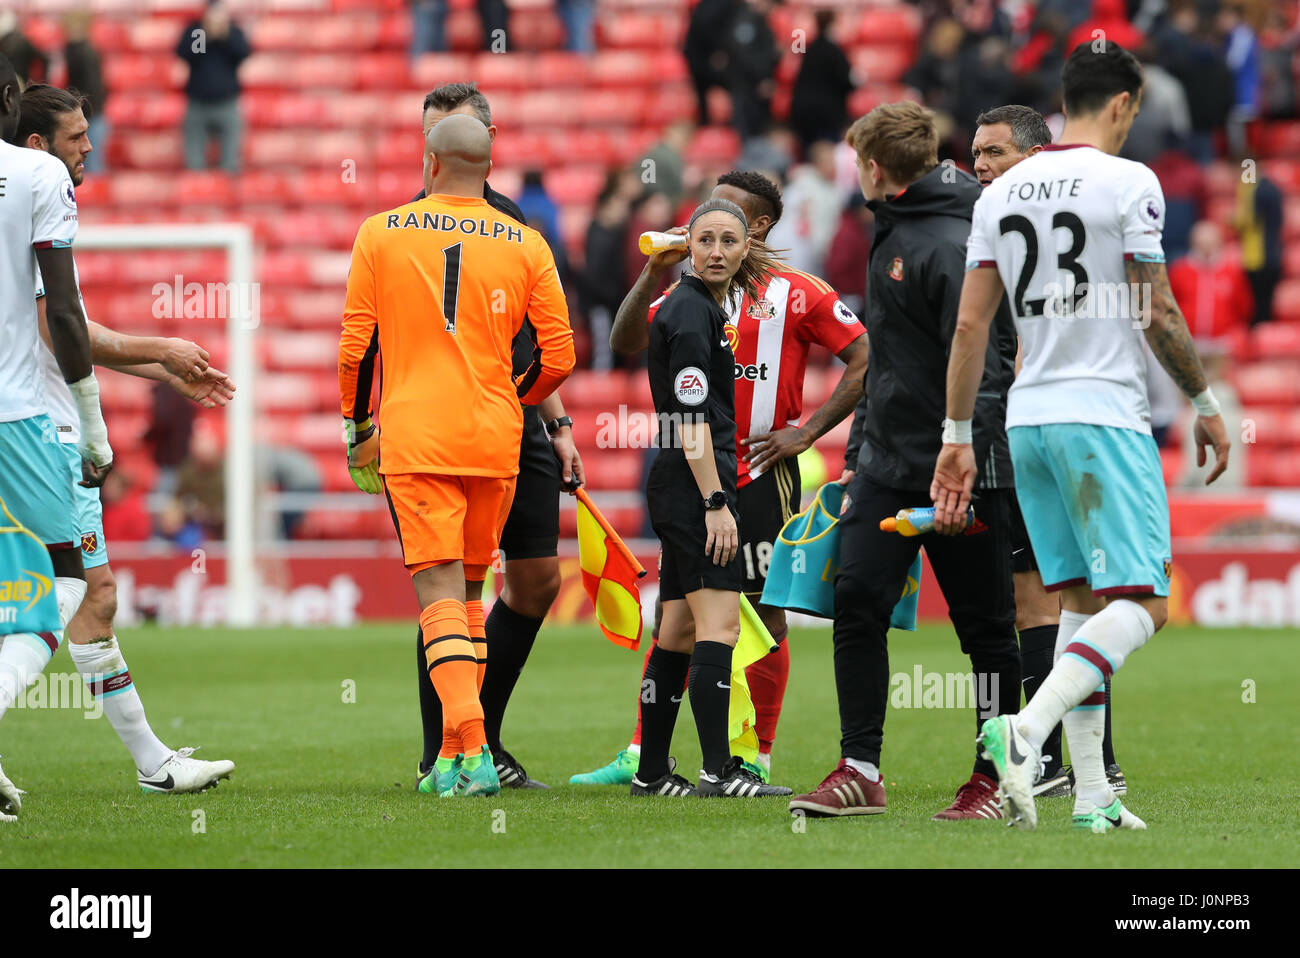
[967,144,1166,434]
[0,141,78,422]
[34,261,85,445]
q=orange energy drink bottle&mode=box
[879,506,975,536]
[639,231,688,255]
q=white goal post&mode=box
[76,223,258,626]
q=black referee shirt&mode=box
[648,273,737,478]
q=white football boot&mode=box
[139,747,235,794]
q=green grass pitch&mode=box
[0,621,1294,868]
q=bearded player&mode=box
[14,83,236,793]
[573,170,869,785]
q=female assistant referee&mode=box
[632,198,791,798]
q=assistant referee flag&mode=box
[576,488,646,650]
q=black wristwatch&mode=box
[703,490,727,511]
[545,416,573,437]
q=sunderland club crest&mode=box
[747,298,776,321]
[889,257,904,282]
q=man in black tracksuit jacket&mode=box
[795,103,1022,820]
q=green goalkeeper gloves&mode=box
[345,417,381,494]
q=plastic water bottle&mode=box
[879,505,975,536]
[639,231,688,255]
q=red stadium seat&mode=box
[333,0,406,12]
[1240,407,1286,447]
[311,14,382,51]
[105,53,184,93]
[1234,361,1300,405]
[411,53,474,89]
[377,11,413,50]
[111,172,180,208]
[250,16,314,52]
[260,373,321,412]
[642,83,698,127]
[133,17,187,53]
[584,449,643,492]
[1274,280,1300,324]
[509,9,565,51]
[175,171,236,206]
[851,46,914,84]
[468,51,535,91]
[1249,322,1300,360]
[356,53,410,90]
[596,12,683,50]
[447,9,485,51]
[1260,121,1300,158]
[589,51,655,89]
[98,370,154,412]
[687,126,742,165]
[534,52,590,88]
[856,5,923,45]
[264,332,342,372]
[544,165,606,205]
[563,370,632,411]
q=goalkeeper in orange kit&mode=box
[339,114,575,796]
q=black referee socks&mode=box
[638,645,691,783]
[481,599,545,753]
[1018,624,1063,771]
[689,640,734,778]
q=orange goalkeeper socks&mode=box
[421,598,486,759]
[466,596,487,691]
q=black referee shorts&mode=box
[647,456,741,601]
[738,456,800,596]
[498,413,561,562]
[1007,490,1039,575]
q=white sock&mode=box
[1018,600,1154,752]
[0,632,59,723]
[755,751,771,772]
[846,758,880,782]
[69,637,172,775]
[55,576,88,626]
[1017,609,1093,749]
[1055,609,1092,664]
[626,743,640,757]
[1065,693,1113,810]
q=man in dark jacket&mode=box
[64,11,108,173]
[789,102,1020,822]
[176,0,250,173]
[725,0,779,141]
[789,9,854,149]
[683,0,736,125]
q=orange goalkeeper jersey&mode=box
[339,193,575,477]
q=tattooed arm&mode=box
[1127,258,1230,484]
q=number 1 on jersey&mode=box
[442,242,462,334]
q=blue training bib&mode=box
[762,482,921,631]
[0,496,62,635]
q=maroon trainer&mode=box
[932,772,1003,821]
[788,759,886,817]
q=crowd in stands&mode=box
[5,0,1300,543]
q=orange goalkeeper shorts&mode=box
[382,473,517,579]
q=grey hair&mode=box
[975,104,1052,152]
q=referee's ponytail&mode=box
[686,198,785,304]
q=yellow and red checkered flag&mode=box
[575,488,646,650]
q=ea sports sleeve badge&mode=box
[762,482,921,631]
[0,497,62,635]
